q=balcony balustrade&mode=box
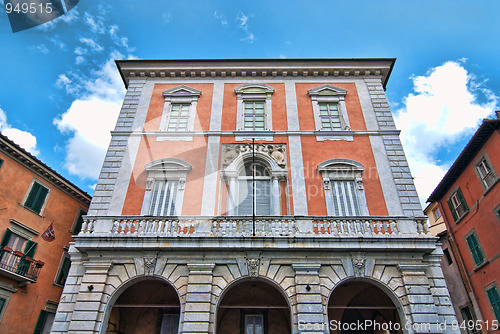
[0,247,44,285]
[79,216,430,238]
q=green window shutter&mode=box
[0,158,4,168]
[447,198,459,221]
[457,188,468,211]
[1,228,12,248]
[25,182,49,214]
[24,240,37,258]
[56,257,71,285]
[486,287,500,320]
[73,211,86,234]
[466,233,484,266]
[33,310,48,334]
[0,297,6,314]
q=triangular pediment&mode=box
[163,85,201,98]
[308,84,347,97]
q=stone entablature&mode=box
[116,58,395,89]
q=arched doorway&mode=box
[328,280,403,334]
[105,278,180,334]
[217,279,291,334]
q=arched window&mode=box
[235,161,272,216]
[222,143,288,216]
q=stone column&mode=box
[181,263,215,334]
[67,261,113,333]
[227,177,237,216]
[272,176,280,215]
[292,263,327,333]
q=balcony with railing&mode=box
[79,216,430,238]
[0,247,44,286]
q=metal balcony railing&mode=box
[79,216,430,238]
[0,247,44,283]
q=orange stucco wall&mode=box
[439,130,500,324]
[122,83,213,216]
[0,151,89,334]
[122,81,389,217]
[295,83,387,216]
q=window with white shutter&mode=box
[318,159,369,217]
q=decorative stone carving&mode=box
[144,257,157,275]
[222,143,287,168]
[352,258,366,277]
[247,258,260,276]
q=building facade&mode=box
[427,116,500,333]
[52,59,457,334]
[0,133,91,334]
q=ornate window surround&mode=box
[308,84,352,142]
[140,158,192,216]
[317,159,369,216]
[221,143,288,216]
[158,85,201,142]
[234,84,275,142]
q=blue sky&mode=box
[0,0,499,206]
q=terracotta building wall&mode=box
[0,151,89,334]
[439,130,500,324]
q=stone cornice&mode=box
[115,58,396,90]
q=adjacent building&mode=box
[0,133,91,334]
[427,115,500,332]
[51,58,458,334]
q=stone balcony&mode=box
[78,215,430,241]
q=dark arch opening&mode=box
[328,280,403,334]
[106,278,180,334]
[217,279,291,334]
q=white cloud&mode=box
[31,44,49,54]
[395,61,498,205]
[38,7,80,31]
[79,37,104,52]
[75,56,85,64]
[0,107,39,155]
[84,12,105,34]
[54,54,126,179]
[214,11,228,25]
[236,12,256,44]
[54,98,121,178]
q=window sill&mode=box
[482,178,499,196]
[157,135,193,142]
[471,259,489,274]
[452,210,470,226]
[18,203,43,217]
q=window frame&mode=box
[71,208,87,235]
[140,158,192,216]
[485,283,500,321]
[240,309,268,334]
[0,281,16,324]
[433,207,442,220]
[235,162,272,216]
[473,153,498,191]
[22,179,51,215]
[465,230,486,267]
[54,251,71,287]
[158,85,201,141]
[447,187,469,222]
[318,159,369,217]
[234,84,274,141]
[308,84,352,142]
